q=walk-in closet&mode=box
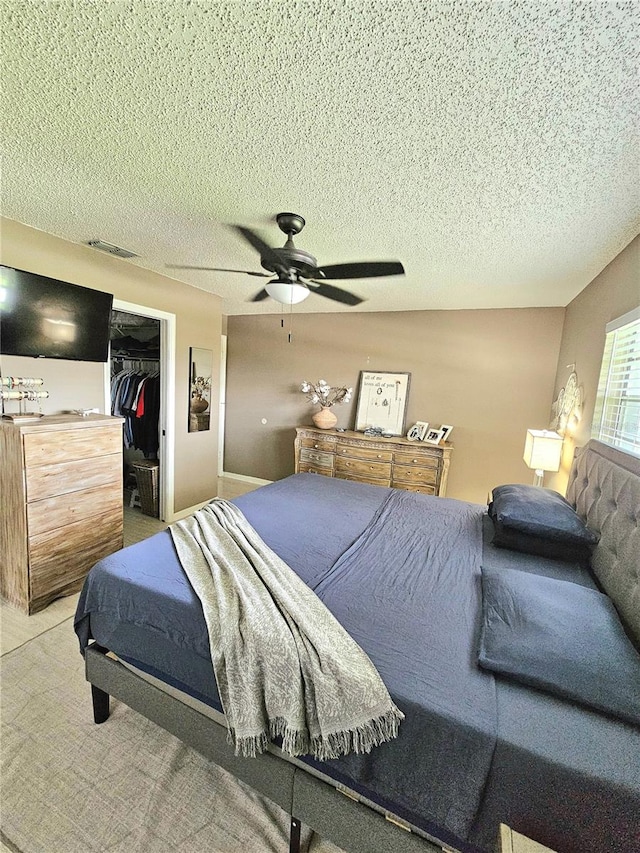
[110,309,161,522]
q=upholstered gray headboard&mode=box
[566,440,640,645]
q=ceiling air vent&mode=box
[87,240,139,259]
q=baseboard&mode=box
[167,500,212,523]
[167,474,273,522]
[221,472,273,487]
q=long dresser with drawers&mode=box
[294,427,453,496]
[0,413,124,614]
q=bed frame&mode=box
[86,644,440,853]
[84,440,640,853]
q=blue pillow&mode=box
[488,484,599,562]
[478,566,640,727]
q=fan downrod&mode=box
[276,212,305,236]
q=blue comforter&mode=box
[75,474,640,853]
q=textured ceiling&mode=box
[2,0,639,315]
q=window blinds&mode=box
[592,307,640,455]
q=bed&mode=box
[74,439,640,853]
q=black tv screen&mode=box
[0,265,113,362]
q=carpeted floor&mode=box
[0,618,344,853]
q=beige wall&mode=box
[225,307,565,504]
[0,218,222,514]
[547,234,640,493]
[6,216,634,512]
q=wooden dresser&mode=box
[0,414,124,614]
[294,427,452,496]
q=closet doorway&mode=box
[104,299,176,522]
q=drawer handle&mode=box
[314,444,319,449]
[377,454,382,458]
[412,459,418,463]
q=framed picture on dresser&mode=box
[423,427,445,445]
[407,421,429,441]
[354,371,410,436]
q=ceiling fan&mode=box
[167,212,405,306]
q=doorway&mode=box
[103,299,176,522]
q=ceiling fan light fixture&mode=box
[173,214,404,306]
[265,280,310,305]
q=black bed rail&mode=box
[84,644,446,853]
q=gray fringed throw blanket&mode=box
[169,499,404,760]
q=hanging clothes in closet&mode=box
[111,366,160,457]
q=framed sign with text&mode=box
[354,370,411,436]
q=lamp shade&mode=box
[265,280,310,305]
[523,429,563,472]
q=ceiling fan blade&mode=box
[234,226,288,275]
[307,281,364,306]
[166,264,269,278]
[249,288,271,302]
[314,261,405,280]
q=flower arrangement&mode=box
[300,379,353,408]
[191,375,211,401]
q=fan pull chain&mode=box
[273,289,295,342]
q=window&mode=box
[592,307,640,456]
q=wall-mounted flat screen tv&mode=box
[0,265,113,362]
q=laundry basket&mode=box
[132,460,159,518]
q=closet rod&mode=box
[111,355,159,361]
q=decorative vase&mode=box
[312,406,338,429]
[190,396,209,414]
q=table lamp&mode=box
[523,429,563,487]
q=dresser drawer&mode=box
[335,472,388,487]
[299,437,335,453]
[23,426,122,467]
[335,456,391,480]
[392,464,438,485]
[25,454,121,502]
[299,447,334,469]
[394,452,440,469]
[29,512,123,612]
[298,464,333,477]
[336,443,393,462]
[27,483,123,536]
[392,481,437,495]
